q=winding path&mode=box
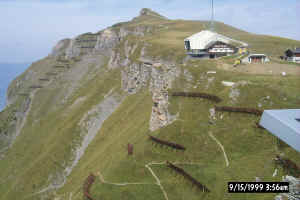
[97,161,169,200]
[208,132,229,167]
[145,162,169,200]
[27,160,206,200]
[97,171,154,186]
[96,161,207,200]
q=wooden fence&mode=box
[215,106,263,116]
[274,155,300,177]
[149,135,186,151]
[166,161,210,192]
[171,92,222,103]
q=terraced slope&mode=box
[0,8,300,200]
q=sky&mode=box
[0,0,299,63]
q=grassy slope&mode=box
[0,12,300,200]
[85,60,300,200]
[0,60,123,199]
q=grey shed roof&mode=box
[259,109,300,152]
[287,48,300,54]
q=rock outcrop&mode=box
[121,59,179,131]
[94,29,120,54]
[51,24,154,60]
[51,39,71,57]
[138,8,168,19]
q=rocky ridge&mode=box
[0,8,179,195]
[50,9,178,132]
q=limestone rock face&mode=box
[122,62,151,94]
[50,28,120,59]
[50,17,155,61]
[140,8,152,16]
[51,39,71,57]
[148,64,179,131]
[138,8,167,19]
[120,56,179,131]
[51,25,152,60]
[94,28,119,54]
[65,39,81,59]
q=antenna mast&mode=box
[210,0,215,32]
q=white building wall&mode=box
[209,48,234,53]
[287,56,300,63]
[242,55,270,64]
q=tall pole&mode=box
[210,0,215,32]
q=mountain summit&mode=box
[138,8,168,19]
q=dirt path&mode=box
[97,162,169,200]
[209,132,229,167]
[146,162,169,200]
[27,161,206,200]
[96,161,207,200]
[97,171,154,186]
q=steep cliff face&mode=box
[1,8,300,200]
[51,39,71,57]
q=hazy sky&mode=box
[0,0,299,63]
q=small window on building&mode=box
[184,41,191,51]
[296,118,300,122]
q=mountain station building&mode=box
[285,48,300,63]
[184,30,248,58]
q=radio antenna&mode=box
[210,0,215,32]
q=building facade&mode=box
[184,30,248,58]
[285,48,300,63]
[242,54,270,64]
[207,41,237,58]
